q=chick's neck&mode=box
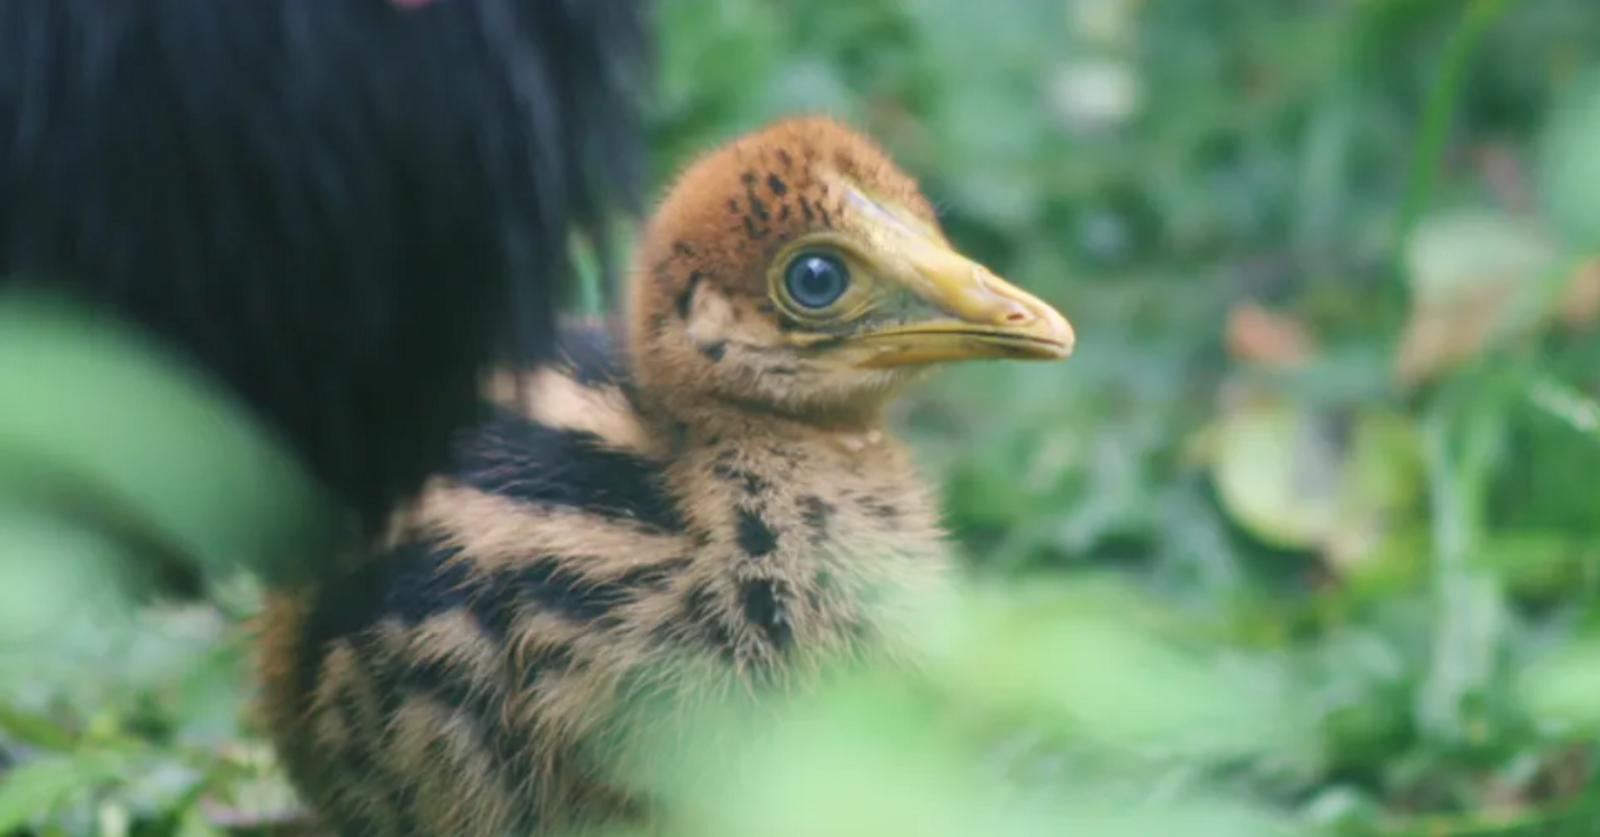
[627,379,892,461]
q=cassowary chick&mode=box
[257,115,1075,837]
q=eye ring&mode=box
[782,251,851,310]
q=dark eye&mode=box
[783,252,850,309]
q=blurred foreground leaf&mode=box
[0,290,345,630]
[610,578,1314,837]
[0,505,134,643]
[0,752,123,835]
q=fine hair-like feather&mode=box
[0,0,651,558]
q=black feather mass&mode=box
[0,0,652,558]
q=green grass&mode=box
[6,1,1600,835]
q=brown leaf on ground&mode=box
[1392,283,1508,389]
[1395,256,1600,388]
[1225,301,1317,369]
[1557,256,1600,330]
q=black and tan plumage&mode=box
[257,116,1075,837]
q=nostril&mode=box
[1004,310,1031,324]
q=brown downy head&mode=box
[626,116,1074,427]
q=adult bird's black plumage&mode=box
[0,0,651,591]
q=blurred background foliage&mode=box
[6,0,1600,835]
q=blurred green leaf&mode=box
[0,505,136,644]
[920,580,1310,762]
[1416,397,1509,748]
[1207,395,1338,551]
[1204,389,1423,576]
[0,752,123,835]
[1538,69,1600,251]
[0,704,77,753]
[611,578,1312,837]
[1523,636,1600,728]
[1528,376,1600,443]
[0,291,345,598]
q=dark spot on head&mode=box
[737,509,779,558]
[746,193,770,223]
[818,204,833,227]
[777,150,793,169]
[739,578,793,653]
[743,216,769,240]
[756,301,776,314]
[778,203,790,221]
[742,171,758,186]
[767,174,788,196]
[727,198,740,214]
[768,365,798,376]
[675,271,702,320]
[698,340,727,362]
[799,197,815,223]
[673,241,694,257]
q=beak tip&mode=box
[1040,307,1075,359]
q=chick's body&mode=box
[257,117,1072,837]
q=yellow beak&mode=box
[854,234,1075,369]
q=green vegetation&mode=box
[5,1,1600,835]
